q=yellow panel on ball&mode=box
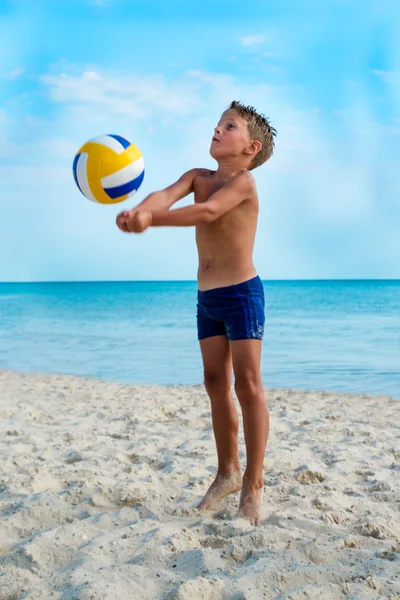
[86,154,115,205]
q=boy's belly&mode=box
[197,256,257,291]
[195,221,257,291]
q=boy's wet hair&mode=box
[225,101,277,169]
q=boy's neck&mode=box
[214,158,250,179]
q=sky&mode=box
[0,0,399,282]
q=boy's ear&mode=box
[245,140,262,157]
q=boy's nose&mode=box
[214,126,221,134]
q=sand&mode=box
[0,370,399,600]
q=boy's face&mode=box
[210,110,251,162]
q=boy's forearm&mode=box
[134,191,170,212]
[150,203,211,227]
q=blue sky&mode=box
[0,0,399,281]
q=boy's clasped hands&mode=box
[116,209,152,233]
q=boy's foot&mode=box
[238,483,263,526]
[197,471,242,511]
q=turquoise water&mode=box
[0,280,399,397]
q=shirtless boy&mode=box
[116,101,277,525]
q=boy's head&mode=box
[210,101,277,170]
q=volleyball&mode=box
[72,134,145,204]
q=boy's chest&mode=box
[193,175,229,204]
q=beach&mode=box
[1,370,399,600]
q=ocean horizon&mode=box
[1,279,399,398]
[2,278,400,283]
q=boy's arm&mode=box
[131,168,208,212]
[150,171,254,228]
[116,168,208,232]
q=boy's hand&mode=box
[129,210,152,233]
[116,210,130,232]
[116,209,152,233]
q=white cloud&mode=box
[8,68,24,79]
[241,35,267,47]
[42,70,203,120]
[0,109,8,126]
[40,139,79,158]
[371,69,398,84]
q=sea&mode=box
[0,280,399,398]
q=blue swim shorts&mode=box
[197,275,265,341]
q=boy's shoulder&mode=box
[225,169,257,197]
[235,168,255,184]
[191,168,256,201]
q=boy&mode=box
[116,101,276,526]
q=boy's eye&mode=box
[227,123,235,129]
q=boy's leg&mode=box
[230,339,270,525]
[197,335,242,510]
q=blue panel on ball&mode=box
[104,169,145,199]
[108,134,131,149]
[72,153,83,194]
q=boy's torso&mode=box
[193,171,259,291]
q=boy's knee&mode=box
[204,370,230,395]
[234,372,263,402]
